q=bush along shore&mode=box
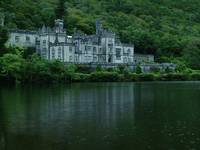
[1,47,200,84]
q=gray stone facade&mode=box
[134,54,154,64]
[6,19,154,64]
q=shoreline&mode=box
[1,72,200,84]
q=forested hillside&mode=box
[1,0,200,68]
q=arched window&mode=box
[52,48,55,59]
[58,47,62,59]
[127,49,131,55]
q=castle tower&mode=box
[55,19,64,33]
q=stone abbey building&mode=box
[7,19,154,64]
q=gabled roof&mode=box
[9,29,37,34]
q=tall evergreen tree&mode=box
[0,27,8,56]
[55,0,66,19]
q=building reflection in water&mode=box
[0,83,136,149]
[2,82,200,150]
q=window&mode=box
[93,47,97,54]
[123,49,128,56]
[108,43,113,47]
[127,49,131,55]
[58,47,62,59]
[123,57,128,63]
[26,36,30,42]
[42,48,47,57]
[108,44,113,53]
[85,46,91,54]
[93,56,97,62]
[15,36,20,43]
[116,48,121,60]
[108,39,113,43]
[69,46,72,53]
[75,56,79,62]
[36,38,40,45]
[69,56,73,62]
[88,56,92,60]
[52,48,55,59]
[43,40,46,44]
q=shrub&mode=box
[23,55,51,82]
[150,66,161,73]
[137,74,156,81]
[76,65,94,73]
[0,53,25,81]
[89,71,121,82]
[66,64,77,74]
[136,64,142,74]
[160,73,189,81]
[72,73,90,82]
[117,64,126,73]
[106,67,115,72]
[165,67,173,73]
[123,69,131,81]
[190,73,200,81]
[96,64,102,72]
[130,73,138,81]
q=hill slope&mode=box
[1,0,200,67]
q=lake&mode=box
[0,82,200,150]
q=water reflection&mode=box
[0,82,200,150]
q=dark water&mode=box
[0,82,200,150]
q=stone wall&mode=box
[65,63,176,73]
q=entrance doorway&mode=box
[108,55,112,63]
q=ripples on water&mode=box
[0,82,200,150]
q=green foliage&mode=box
[160,73,189,81]
[2,0,200,67]
[96,64,102,72]
[55,0,67,19]
[183,39,200,69]
[0,27,8,55]
[23,54,50,81]
[136,73,156,81]
[190,73,200,80]
[136,64,142,74]
[66,64,77,74]
[72,73,90,82]
[117,64,127,74]
[150,66,161,74]
[165,67,173,74]
[174,60,188,73]
[76,65,94,74]
[90,72,122,82]
[0,53,24,81]
[7,46,26,56]
[2,0,200,82]
[23,47,36,59]
[1,48,200,83]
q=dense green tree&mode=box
[55,0,66,19]
[0,53,24,81]
[136,64,142,74]
[0,27,8,56]
[183,39,200,69]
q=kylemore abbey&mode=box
[6,19,154,64]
